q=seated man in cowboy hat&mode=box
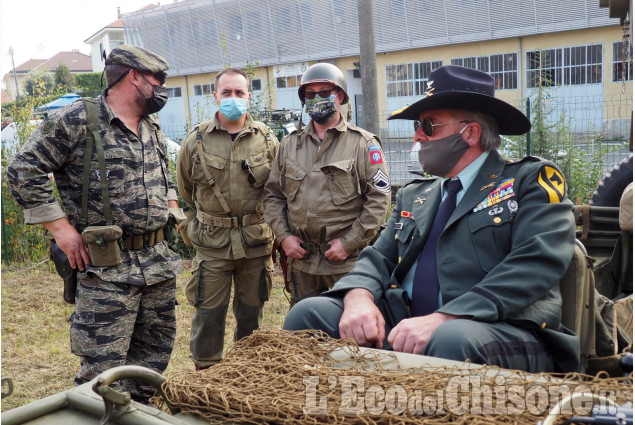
[284,65,579,373]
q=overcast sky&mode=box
[0,0,164,88]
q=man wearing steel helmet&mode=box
[264,62,391,306]
[284,65,579,373]
[8,45,181,402]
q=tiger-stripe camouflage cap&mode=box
[105,45,169,74]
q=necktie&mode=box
[411,178,462,317]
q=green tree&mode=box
[1,86,62,266]
[54,63,75,93]
[75,72,103,98]
[24,68,55,97]
[507,50,615,204]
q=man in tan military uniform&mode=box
[264,63,391,306]
[177,68,279,369]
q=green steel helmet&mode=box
[298,62,349,104]
[105,45,169,74]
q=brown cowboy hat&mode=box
[387,65,530,135]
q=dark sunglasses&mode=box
[304,88,337,99]
[142,71,167,86]
[414,119,471,137]
[241,160,256,185]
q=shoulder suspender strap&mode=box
[82,99,114,226]
[194,124,232,215]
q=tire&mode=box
[591,155,633,207]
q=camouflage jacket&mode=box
[7,93,182,285]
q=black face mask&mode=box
[144,84,168,114]
[137,75,168,114]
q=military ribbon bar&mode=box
[473,178,515,212]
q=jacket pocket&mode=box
[321,159,360,205]
[468,206,512,272]
[191,150,227,185]
[245,150,273,188]
[89,147,126,196]
[282,159,306,202]
[241,222,273,246]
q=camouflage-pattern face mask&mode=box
[305,94,337,124]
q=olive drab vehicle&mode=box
[2,165,632,424]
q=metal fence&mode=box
[161,91,632,187]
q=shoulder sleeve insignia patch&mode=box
[41,119,56,134]
[369,145,384,164]
[537,165,565,203]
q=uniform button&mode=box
[541,322,547,329]
[149,194,153,199]
[398,257,402,263]
[394,234,398,240]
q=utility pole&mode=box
[9,47,20,104]
[357,0,379,135]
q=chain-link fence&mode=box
[2,91,632,265]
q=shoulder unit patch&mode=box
[41,119,56,134]
[537,165,565,203]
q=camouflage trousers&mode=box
[288,265,347,307]
[70,275,176,402]
[186,254,273,368]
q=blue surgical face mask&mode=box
[219,97,248,121]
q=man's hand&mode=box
[387,312,460,354]
[339,288,385,348]
[281,235,308,260]
[325,238,350,262]
[44,217,90,271]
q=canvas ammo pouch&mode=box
[81,225,123,267]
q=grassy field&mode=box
[0,259,289,411]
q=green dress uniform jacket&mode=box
[177,113,279,260]
[326,151,580,372]
[264,118,391,275]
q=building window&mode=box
[193,84,213,96]
[229,15,244,40]
[451,53,517,90]
[527,45,601,88]
[276,7,291,34]
[612,41,633,82]
[247,12,262,39]
[251,79,262,91]
[386,61,442,98]
[298,3,312,30]
[167,87,182,98]
[276,75,301,89]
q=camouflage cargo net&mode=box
[157,330,633,425]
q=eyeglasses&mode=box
[304,88,337,99]
[241,160,256,185]
[414,119,471,137]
